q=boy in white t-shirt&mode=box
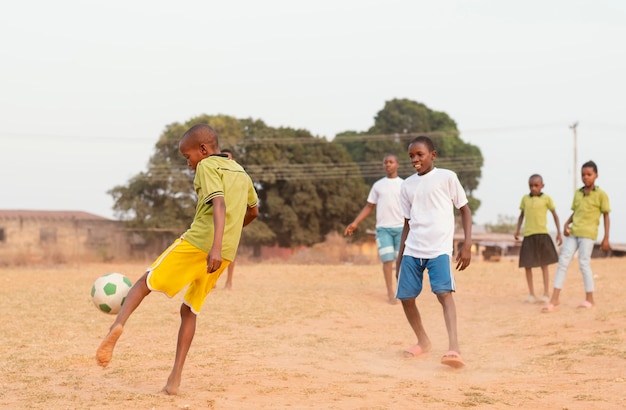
[395,136,472,368]
[345,154,404,304]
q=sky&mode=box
[1,0,625,243]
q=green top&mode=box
[570,186,610,240]
[182,155,258,260]
[519,193,555,236]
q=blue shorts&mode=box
[376,227,403,262]
[396,254,455,299]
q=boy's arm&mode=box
[207,196,226,273]
[344,203,375,236]
[456,204,472,271]
[395,218,410,279]
[514,210,524,240]
[601,212,610,251]
[243,205,259,227]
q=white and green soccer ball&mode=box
[91,272,132,314]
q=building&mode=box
[0,210,131,265]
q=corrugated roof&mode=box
[0,210,111,221]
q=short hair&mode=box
[582,160,597,173]
[528,174,543,183]
[408,135,435,152]
[181,124,218,146]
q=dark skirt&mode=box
[518,233,559,268]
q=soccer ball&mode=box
[91,272,132,314]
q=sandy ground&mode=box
[1,257,625,409]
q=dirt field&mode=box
[1,257,625,409]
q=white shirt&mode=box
[400,168,468,258]
[367,176,404,228]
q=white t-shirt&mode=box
[367,176,404,228]
[399,168,468,258]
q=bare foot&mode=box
[224,283,232,290]
[96,324,123,367]
[387,296,398,305]
[162,374,181,395]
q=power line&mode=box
[0,132,155,143]
[3,122,623,143]
[118,156,483,183]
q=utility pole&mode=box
[570,122,578,192]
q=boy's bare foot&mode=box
[96,324,124,367]
[162,374,181,395]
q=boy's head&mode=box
[407,136,436,176]
[382,154,399,177]
[528,174,544,196]
[581,160,598,188]
[179,124,220,171]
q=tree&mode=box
[369,98,457,135]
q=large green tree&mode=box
[109,115,369,250]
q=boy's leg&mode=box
[397,256,430,354]
[163,303,196,395]
[400,298,431,353]
[436,292,460,354]
[162,258,228,394]
[437,291,465,368]
[224,260,235,290]
[96,272,151,367]
[382,260,396,304]
[426,255,464,367]
[377,228,398,303]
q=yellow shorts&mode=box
[146,238,230,314]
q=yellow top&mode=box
[570,186,610,240]
[182,155,258,260]
[519,193,555,236]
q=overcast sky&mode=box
[1,0,624,243]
